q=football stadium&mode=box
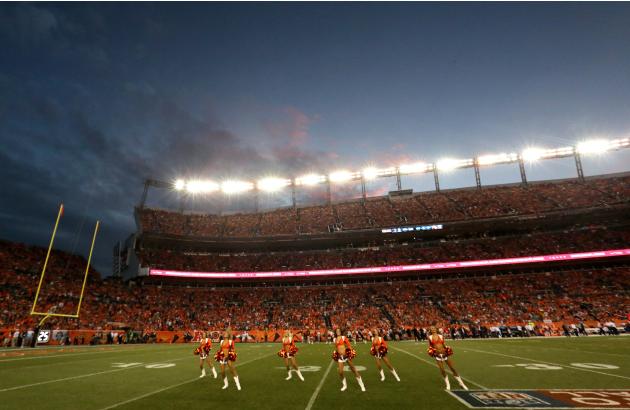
[1,3,630,410]
[2,138,630,409]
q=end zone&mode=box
[448,389,630,409]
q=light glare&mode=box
[296,174,326,186]
[257,177,291,192]
[186,180,219,194]
[521,148,545,162]
[174,179,185,190]
[436,158,472,171]
[477,153,518,166]
[221,180,254,194]
[329,170,355,183]
[399,162,428,175]
[577,139,610,155]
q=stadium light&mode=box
[221,180,254,194]
[576,138,630,155]
[186,180,219,194]
[328,170,357,183]
[477,152,519,166]
[295,173,326,186]
[522,146,574,162]
[362,167,379,180]
[399,162,429,175]
[436,158,473,171]
[521,147,545,162]
[169,137,630,197]
[257,177,291,192]
[362,166,395,180]
[174,179,185,191]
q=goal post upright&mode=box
[30,203,64,316]
[30,204,101,330]
[76,220,100,316]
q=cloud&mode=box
[0,4,59,45]
[0,73,334,274]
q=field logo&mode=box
[450,390,630,409]
[471,392,549,407]
[37,330,50,344]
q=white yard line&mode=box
[98,352,277,410]
[0,345,163,362]
[463,347,630,381]
[0,356,189,392]
[446,390,475,408]
[390,346,489,390]
[305,360,335,410]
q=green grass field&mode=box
[1,337,629,410]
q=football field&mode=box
[1,337,629,410]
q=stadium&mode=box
[2,3,630,410]
[2,137,630,409]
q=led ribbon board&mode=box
[150,248,630,279]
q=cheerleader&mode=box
[214,328,241,390]
[278,330,304,381]
[370,329,400,382]
[332,328,365,392]
[427,326,467,391]
[194,332,217,379]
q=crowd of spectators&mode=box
[137,175,630,238]
[1,239,628,339]
[138,225,630,272]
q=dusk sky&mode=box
[1,2,630,276]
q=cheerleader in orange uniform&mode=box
[370,329,400,382]
[214,328,241,390]
[194,332,217,379]
[278,330,304,381]
[427,326,467,390]
[332,328,365,392]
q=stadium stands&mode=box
[137,175,630,237]
[138,227,630,272]
[1,238,628,335]
[2,174,629,343]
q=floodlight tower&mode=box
[432,164,440,192]
[517,155,528,185]
[291,179,297,208]
[473,158,481,189]
[574,149,585,181]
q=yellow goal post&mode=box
[30,203,100,327]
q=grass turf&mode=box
[1,337,629,409]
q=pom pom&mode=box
[214,351,225,363]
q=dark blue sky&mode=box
[1,2,630,275]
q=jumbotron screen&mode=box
[149,248,630,279]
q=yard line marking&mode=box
[463,347,630,381]
[0,345,163,362]
[305,360,334,410]
[0,356,189,392]
[446,390,475,408]
[98,352,277,410]
[0,344,160,352]
[390,346,489,390]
